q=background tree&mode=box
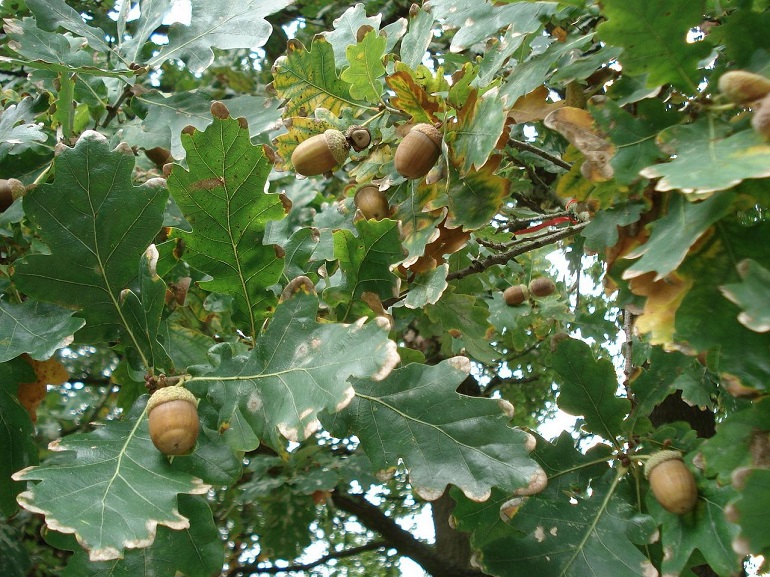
[1,1,769,576]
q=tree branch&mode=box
[226,541,389,576]
[509,139,572,170]
[331,492,485,577]
[447,221,589,281]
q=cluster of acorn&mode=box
[291,123,442,179]
[503,277,556,306]
[718,70,770,138]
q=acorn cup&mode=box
[394,123,442,179]
[644,450,698,514]
[354,185,390,220]
[147,386,200,456]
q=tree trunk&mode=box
[431,490,476,572]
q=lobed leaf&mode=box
[13,131,168,344]
[0,301,84,363]
[167,110,286,340]
[340,29,387,104]
[13,399,210,561]
[327,357,544,501]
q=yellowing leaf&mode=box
[544,107,615,182]
[385,70,442,123]
[509,86,564,124]
[631,271,693,345]
[272,117,332,171]
[271,36,365,118]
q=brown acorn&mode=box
[292,129,350,176]
[394,123,442,179]
[0,178,25,212]
[503,284,529,306]
[354,185,389,220]
[718,70,770,104]
[528,277,556,297]
[751,93,770,139]
[147,386,199,455]
[644,450,698,514]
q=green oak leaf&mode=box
[115,0,172,64]
[641,122,770,194]
[0,97,47,161]
[597,0,711,92]
[167,111,286,340]
[0,300,84,363]
[4,18,99,73]
[340,29,387,104]
[119,246,173,372]
[676,219,770,392]
[0,358,37,516]
[13,398,210,561]
[698,399,770,484]
[404,264,448,309]
[394,186,445,262]
[709,10,770,68]
[581,202,645,252]
[442,156,510,230]
[400,7,434,68]
[324,4,406,66]
[648,478,741,577]
[25,0,111,53]
[254,486,316,559]
[479,466,653,577]
[13,131,168,344]
[732,468,770,558]
[272,36,366,118]
[149,0,289,73]
[323,218,404,319]
[591,98,677,185]
[427,292,499,363]
[158,311,217,373]
[549,338,630,442]
[498,34,594,105]
[187,293,399,446]
[326,357,545,501]
[125,91,281,161]
[59,495,222,577]
[720,259,770,333]
[623,191,735,281]
[448,88,506,175]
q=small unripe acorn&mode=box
[147,386,199,455]
[394,123,442,179]
[718,70,770,104]
[644,450,698,514]
[354,185,389,220]
[528,277,556,298]
[345,125,372,152]
[751,93,770,139]
[503,284,529,306]
[292,129,350,176]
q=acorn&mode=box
[718,70,770,104]
[751,93,770,139]
[147,386,199,455]
[644,450,698,514]
[394,123,442,179]
[354,185,389,220]
[345,125,372,152]
[503,284,529,306]
[0,178,25,212]
[292,129,350,176]
[528,277,556,297]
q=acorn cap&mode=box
[411,123,442,148]
[147,385,197,412]
[644,450,684,478]
[324,129,350,165]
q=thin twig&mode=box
[101,83,133,128]
[509,139,572,170]
[622,309,636,409]
[447,221,589,281]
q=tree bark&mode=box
[431,490,476,572]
